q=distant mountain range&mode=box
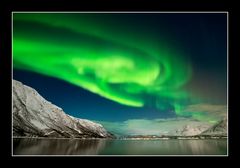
[13,80,114,138]
[123,118,227,139]
[174,124,210,136]
[175,118,227,137]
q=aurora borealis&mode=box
[13,13,192,108]
[13,13,227,130]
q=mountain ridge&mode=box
[13,79,114,138]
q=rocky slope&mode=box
[13,80,114,138]
[201,117,227,136]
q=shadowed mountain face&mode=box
[13,80,114,138]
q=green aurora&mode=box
[13,13,200,119]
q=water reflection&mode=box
[13,138,106,155]
[13,138,227,155]
[101,139,227,155]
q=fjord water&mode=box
[13,138,227,155]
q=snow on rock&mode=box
[201,117,227,136]
[13,79,114,138]
[174,124,210,136]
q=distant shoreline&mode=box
[119,137,227,140]
[12,136,111,140]
[13,136,227,140]
[120,135,227,140]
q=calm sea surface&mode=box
[13,138,227,155]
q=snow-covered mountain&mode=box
[201,117,227,136]
[174,124,210,136]
[13,80,114,138]
[173,118,227,136]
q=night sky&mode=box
[13,13,227,134]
